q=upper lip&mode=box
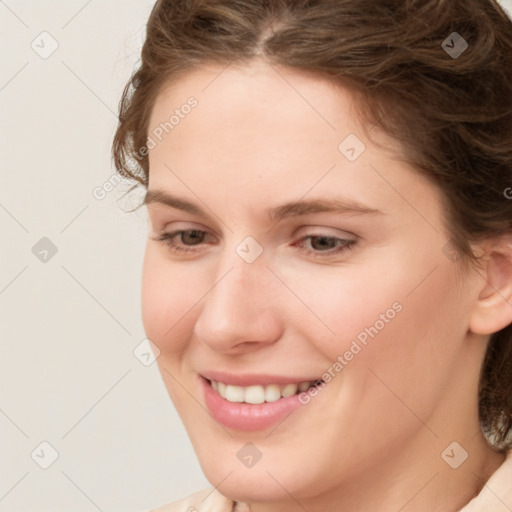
[200,371,322,387]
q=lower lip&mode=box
[201,377,307,431]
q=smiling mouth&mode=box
[207,378,323,404]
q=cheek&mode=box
[141,246,202,357]
[289,250,465,394]
[278,259,408,360]
[350,267,463,419]
[282,258,465,465]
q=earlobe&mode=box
[469,236,512,335]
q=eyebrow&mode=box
[143,189,383,221]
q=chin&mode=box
[209,469,309,504]
[195,442,323,503]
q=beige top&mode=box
[147,450,512,512]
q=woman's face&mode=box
[141,59,485,505]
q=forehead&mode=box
[149,60,362,178]
[150,58,354,127]
[145,59,443,228]
[148,59,365,161]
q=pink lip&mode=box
[200,376,311,431]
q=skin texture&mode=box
[141,59,510,512]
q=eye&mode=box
[294,234,357,257]
[152,229,215,254]
[152,230,357,258]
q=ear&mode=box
[469,235,512,335]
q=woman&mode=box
[112,0,512,510]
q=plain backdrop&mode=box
[0,2,208,512]
[1,1,511,511]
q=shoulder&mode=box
[147,487,235,512]
[459,449,512,512]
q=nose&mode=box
[193,250,283,354]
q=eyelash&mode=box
[152,230,357,258]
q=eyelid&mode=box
[149,219,216,235]
[294,225,358,240]
[152,224,356,241]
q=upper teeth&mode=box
[210,380,314,404]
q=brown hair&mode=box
[112,0,512,448]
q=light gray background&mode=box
[1,2,208,512]
[1,1,511,511]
